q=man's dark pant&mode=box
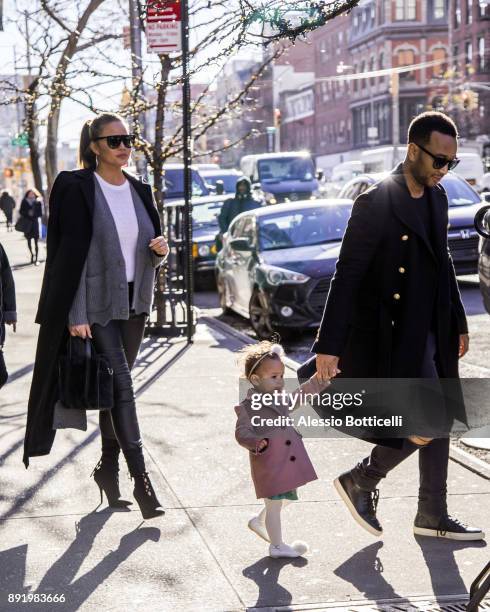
[351,331,449,516]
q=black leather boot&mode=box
[132,472,165,520]
[92,437,132,508]
[334,471,382,537]
[414,512,485,541]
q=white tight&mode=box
[258,498,293,546]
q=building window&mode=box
[353,64,358,91]
[398,49,415,79]
[432,48,447,77]
[478,36,485,72]
[465,40,473,73]
[379,51,385,82]
[455,0,461,27]
[370,56,376,85]
[465,0,472,24]
[361,60,366,88]
[395,0,416,20]
[432,0,446,19]
[479,1,490,18]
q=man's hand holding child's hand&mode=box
[257,439,268,452]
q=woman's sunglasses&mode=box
[93,134,136,149]
[414,142,460,171]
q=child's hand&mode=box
[257,439,268,452]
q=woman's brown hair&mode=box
[78,112,127,170]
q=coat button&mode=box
[290,456,296,461]
[401,234,409,241]
[393,293,401,300]
[398,267,405,274]
[285,440,291,446]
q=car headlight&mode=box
[260,264,309,285]
[193,243,216,258]
[263,191,277,205]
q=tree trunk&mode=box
[25,98,44,201]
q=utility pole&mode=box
[181,0,194,343]
[128,0,147,178]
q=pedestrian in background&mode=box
[0,242,17,389]
[24,112,169,520]
[215,176,262,251]
[19,189,43,265]
[0,191,16,232]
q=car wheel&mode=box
[216,273,232,314]
[249,288,274,339]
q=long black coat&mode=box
[308,163,468,443]
[23,169,162,468]
[19,198,43,240]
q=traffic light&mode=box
[274,108,281,128]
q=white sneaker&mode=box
[268,543,303,558]
[248,516,270,542]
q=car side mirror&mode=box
[474,205,490,239]
[230,237,253,251]
[316,169,324,181]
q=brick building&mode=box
[449,0,490,140]
[348,0,450,149]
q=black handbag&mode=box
[58,337,114,411]
[15,217,33,234]
[0,349,8,390]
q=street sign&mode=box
[11,132,29,147]
[146,1,182,54]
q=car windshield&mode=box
[258,157,315,183]
[164,169,209,197]
[192,200,223,225]
[258,206,351,251]
[203,174,240,193]
[442,175,481,207]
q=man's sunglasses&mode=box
[93,134,136,149]
[414,142,460,171]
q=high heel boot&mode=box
[132,472,165,519]
[91,437,132,508]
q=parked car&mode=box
[200,168,242,194]
[338,172,483,275]
[240,151,322,204]
[215,199,352,338]
[166,194,227,288]
[475,204,490,314]
[150,164,210,202]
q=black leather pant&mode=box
[91,307,146,476]
[352,331,450,516]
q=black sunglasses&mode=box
[414,142,460,171]
[93,134,136,149]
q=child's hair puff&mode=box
[238,340,285,380]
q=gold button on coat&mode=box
[401,234,409,241]
[393,293,401,300]
[398,267,405,273]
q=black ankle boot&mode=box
[91,438,132,508]
[132,472,165,519]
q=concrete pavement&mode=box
[0,228,489,611]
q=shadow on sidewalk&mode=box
[414,535,487,600]
[0,512,160,610]
[333,541,403,602]
[243,555,308,609]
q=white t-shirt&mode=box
[95,173,138,282]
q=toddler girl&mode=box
[234,341,330,558]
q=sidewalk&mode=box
[0,228,489,611]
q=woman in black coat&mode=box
[0,191,16,231]
[19,189,43,265]
[0,242,17,388]
[23,112,169,520]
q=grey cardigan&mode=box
[69,177,166,327]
